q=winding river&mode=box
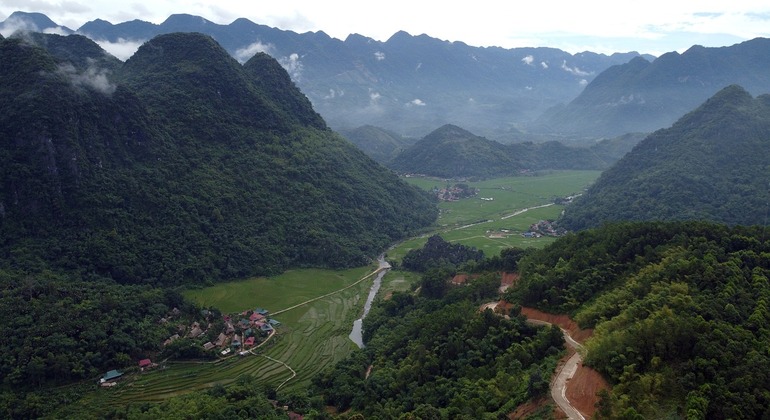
[349,256,391,348]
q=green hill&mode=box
[0,32,437,285]
[560,85,770,230]
[388,124,611,178]
[507,221,770,418]
[337,125,417,164]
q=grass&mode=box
[78,170,600,408]
[388,170,601,262]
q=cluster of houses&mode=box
[523,220,566,238]
[214,308,281,356]
[431,184,479,201]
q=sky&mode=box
[1,0,770,56]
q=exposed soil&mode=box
[519,307,610,419]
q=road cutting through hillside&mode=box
[526,318,586,420]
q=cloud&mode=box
[560,60,591,76]
[42,26,70,35]
[235,41,274,63]
[521,55,534,65]
[540,61,549,69]
[579,79,589,86]
[323,88,344,99]
[93,38,144,61]
[57,60,116,95]
[278,53,303,81]
[369,91,381,102]
[0,15,39,37]
[374,51,385,61]
[415,62,422,71]
[406,98,426,107]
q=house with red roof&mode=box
[138,359,152,369]
[245,336,255,347]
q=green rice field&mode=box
[81,170,599,407]
[387,170,601,261]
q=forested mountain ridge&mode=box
[506,221,770,418]
[388,124,612,178]
[535,37,770,137]
[560,85,770,230]
[0,32,437,285]
[3,11,649,140]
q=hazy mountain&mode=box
[535,38,770,137]
[0,11,74,35]
[560,85,770,230]
[387,124,610,178]
[337,125,418,164]
[0,31,437,285]
[1,12,649,140]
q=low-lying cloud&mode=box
[278,53,303,81]
[374,51,385,61]
[521,55,534,65]
[56,60,116,95]
[561,60,591,77]
[93,38,144,61]
[235,41,274,63]
[406,98,426,107]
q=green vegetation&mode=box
[313,268,565,418]
[561,85,770,230]
[507,221,770,418]
[388,171,601,261]
[0,32,436,286]
[401,234,483,272]
[388,124,612,178]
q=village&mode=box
[99,306,281,386]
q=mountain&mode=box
[387,124,611,178]
[337,125,417,164]
[2,12,648,140]
[0,11,73,35]
[0,32,437,285]
[560,85,770,230]
[534,38,770,137]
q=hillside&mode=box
[388,124,611,178]
[506,221,770,418]
[560,85,770,230]
[337,125,417,164]
[535,38,770,137]
[0,32,437,285]
[3,11,648,140]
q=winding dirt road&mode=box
[526,319,586,420]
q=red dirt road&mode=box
[520,307,610,419]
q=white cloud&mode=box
[369,91,381,101]
[0,15,38,37]
[42,26,70,35]
[57,60,116,94]
[415,62,422,71]
[93,37,144,61]
[407,98,426,107]
[560,60,591,77]
[278,53,303,81]
[579,79,588,86]
[235,41,274,63]
[540,61,549,69]
[323,88,344,99]
[521,55,534,65]
[374,51,385,61]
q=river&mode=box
[349,256,391,348]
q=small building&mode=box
[268,319,281,326]
[244,336,255,347]
[260,323,274,333]
[138,359,152,369]
[221,348,231,356]
[203,342,216,351]
[249,312,265,322]
[100,370,123,383]
[255,308,269,316]
[215,333,228,347]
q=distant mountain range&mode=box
[0,31,437,285]
[536,39,770,137]
[1,11,649,141]
[560,85,770,229]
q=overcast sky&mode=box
[1,0,770,56]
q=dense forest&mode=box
[313,269,564,419]
[0,32,437,286]
[506,221,770,418]
[400,234,485,272]
[560,85,770,230]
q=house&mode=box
[189,325,203,338]
[215,333,227,347]
[138,359,152,369]
[244,336,255,347]
[268,319,281,326]
[163,334,180,347]
[260,323,274,333]
[238,318,250,329]
[225,322,235,335]
[221,348,231,356]
[100,369,123,383]
[249,312,265,322]
[203,342,216,351]
[255,308,269,316]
